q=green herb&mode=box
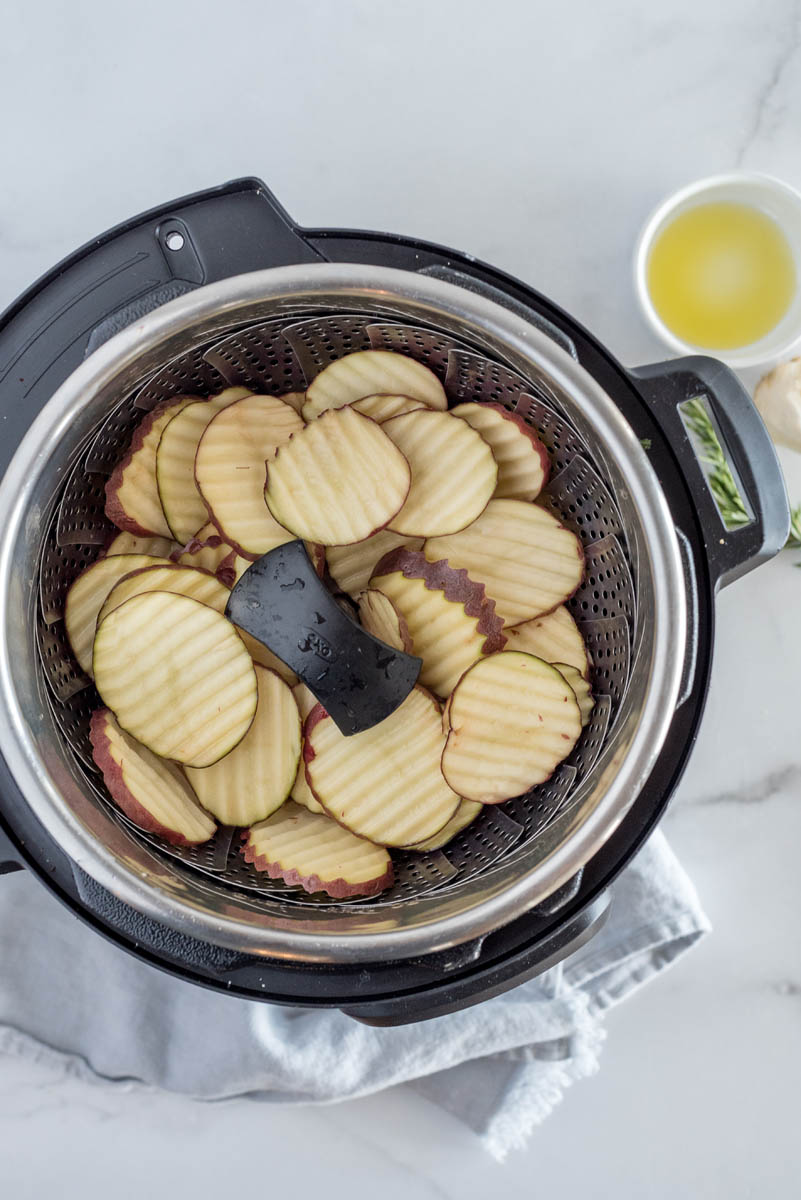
[640,437,652,451]
[681,397,750,530]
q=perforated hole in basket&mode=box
[282,315,373,380]
[444,348,567,414]
[366,322,468,382]
[133,347,227,411]
[540,456,625,545]
[580,618,630,711]
[35,311,638,909]
[570,535,635,627]
[203,320,309,394]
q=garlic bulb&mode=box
[754,359,801,452]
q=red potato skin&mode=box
[171,532,237,587]
[460,402,551,493]
[104,398,194,537]
[371,547,507,653]
[241,839,394,899]
[89,709,210,846]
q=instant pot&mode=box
[0,178,788,1024]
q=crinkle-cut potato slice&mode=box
[406,799,483,851]
[195,394,303,558]
[357,588,413,653]
[265,406,411,545]
[293,683,318,722]
[302,349,447,421]
[370,548,506,698]
[64,553,173,675]
[104,531,179,558]
[425,499,584,624]
[351,394,427,422]
[291,768,324,813]
[304,687,460,846]
[97,563,230,626]
[93,591,258,768]
[382,409,497,537]
[326,530,423,598]
[156,388,251,543]
[291,685,324,813]
[441,651,582,803]
[451,402,550,501]
[173,522,237,585]
[505,605,590,679]
[243,802,393,898]
[279,391,306,415]
[105,396,198,538]
[553,662,595,727]
[186,666,300,826]
[236,629,299,687]
[90,709,216,846]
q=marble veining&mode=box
[1,1,800,1196]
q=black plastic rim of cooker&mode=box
[0,178,788,1025]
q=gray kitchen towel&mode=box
[0,829,708,1159]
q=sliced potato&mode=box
[291,684,324,813]
[104,531,179,558]
[97,563,229,626]
[243,802,393,898]
[304,687,460,846]
[351,394,426,422]
[326,530,423,598]
[105,397,197,537]
[90,708,216,845]
[554,662,595,726]
[185,666,300,825]
[195,393,303,558]
[156,388,250,543]
[264,406,411,545]
[174,522,237,584]
[505,605,590,679]
[357,588,413,653]
[93,591,258,768]
[382,409,497,537]
[64,553,173,675]
[451,402,549,501]
[292,683,318,721]
[236,629,299,687]
[406,799,483,851]
[425,499,584,624]
[303,350,447,420]
[279,391,306,415]
[291,768,324,813]
[370,548,506,698]
[441,651,581,803]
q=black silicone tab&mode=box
[226,541,421,735]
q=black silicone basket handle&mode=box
[630,355,790,589]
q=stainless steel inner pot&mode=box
[0,264,686,963]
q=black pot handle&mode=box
[0,179,326,439]
[630,356,790,589]
[342,892,609,1026]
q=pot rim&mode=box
[0,263,687,962]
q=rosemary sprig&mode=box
[682,397,751,530]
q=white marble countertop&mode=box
[2,0,801,1194]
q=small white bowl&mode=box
[634,172,801,368]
